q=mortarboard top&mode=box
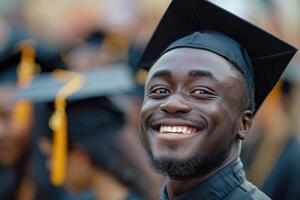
[16,64,134,186]
[16,64,134,140]
[138,0,297,112]
[16,64,134,102]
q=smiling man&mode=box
[138,1,297,200]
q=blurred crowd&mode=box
[0,0,299,200]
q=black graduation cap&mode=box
[0,39,65,84]
[0,39,65,137]
[16,65,134,186]
[138,0,297,112]
[0,52,20,83]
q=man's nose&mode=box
[159,94,192,114]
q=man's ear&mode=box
[236,110,253,140]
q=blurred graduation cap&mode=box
[0,39,65,84]
[16,64,133,102]
[16,64,134,186]
[138,0,297,112]
[0,39,65,130]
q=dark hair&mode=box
[231,65,256,113]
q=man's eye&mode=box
[191,88,215,98]
[152,88,170,95]
[191,89,209,95]
[146,87,171,99]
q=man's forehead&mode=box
[153,48,234,68]
[147,48,238,81]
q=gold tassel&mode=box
[16,40,39,86]
[49,99,68,186]
[49,71,85,186]
[11,100,33,129]
[12,40,38,129]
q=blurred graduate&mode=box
[17,65,161,200]
[0,31,64,199]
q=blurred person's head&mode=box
[22,67,157,199]
[23,0,101,49]
[36,97,154,199]
[0,34,64,167]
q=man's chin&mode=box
[147,148,230,179]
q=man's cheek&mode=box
[140,102,153,125]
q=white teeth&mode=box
[178,127,182,133]
[159,126,163,133]
[158,126,198,134]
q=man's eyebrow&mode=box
[188,69,217,81]
[149,70,172,80]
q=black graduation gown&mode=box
[160,159,270,200]
[0,165,19,200]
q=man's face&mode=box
[140,48,246,178]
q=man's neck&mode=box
[166,155,239,200]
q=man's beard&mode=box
[146,141,233,179]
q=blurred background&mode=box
[0,0,299,199]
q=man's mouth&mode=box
[149,118,206,141]
[158,125,198,134]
